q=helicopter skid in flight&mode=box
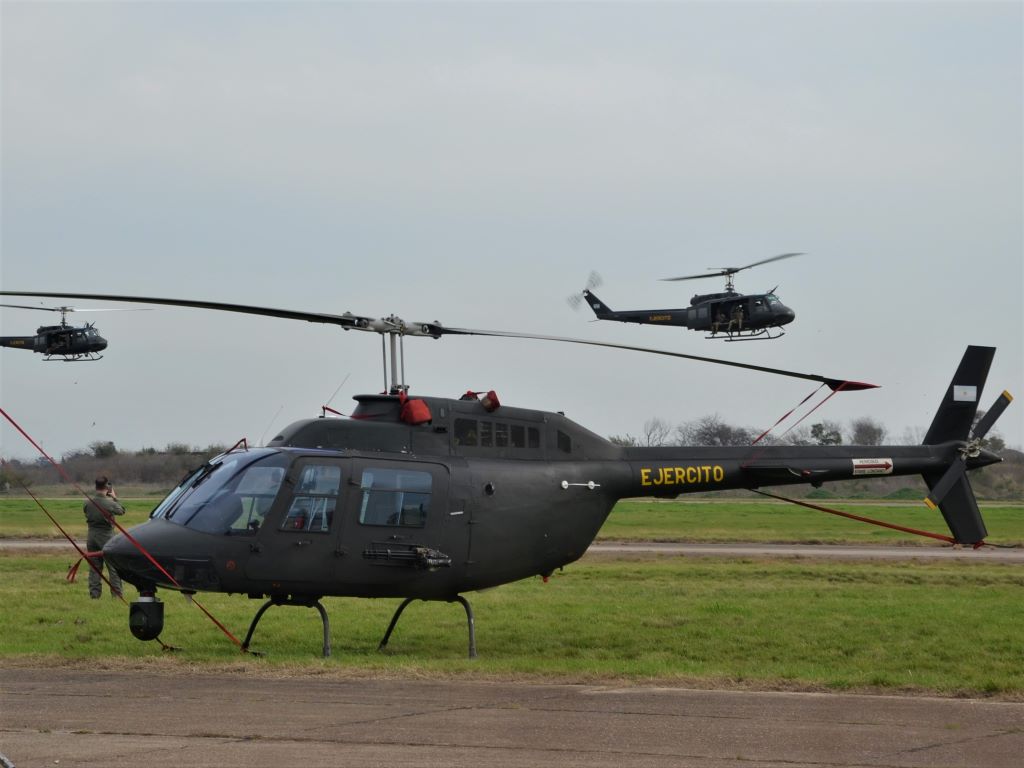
[706,326,786,342]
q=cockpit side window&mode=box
[358,468,431,527]
[170,451,290,535]
[280,463,341,533]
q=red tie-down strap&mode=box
[752,488,957,544]
[66,551,103,583]
[1,407,246,651]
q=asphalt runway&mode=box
[3,667,1023,768]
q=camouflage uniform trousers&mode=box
[86,527,123,598]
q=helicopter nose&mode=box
[776,307,796,325]
[95,336,108,351]
[103,520,221,592]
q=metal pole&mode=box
[400,334,406,392]
[389,332,399,393]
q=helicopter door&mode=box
[337,459,461,591]
[244,457,345,585]
[750,297,769,323]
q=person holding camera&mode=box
[83,475,125,599]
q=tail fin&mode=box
[582,290,614,319]
[923,345,994,445]
[922,345,996,545]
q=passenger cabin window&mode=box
[454,419,544,453]
[455,418,477,446]
[495,422,509,447]
[557,430,572,454]
[511,425,525,448]
[281,464,341,532]
[359,468,431,528]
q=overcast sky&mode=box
[1,1,1021,463]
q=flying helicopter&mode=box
[0,303,110,361]
[572,253,802,340]
[0,289,1013,659]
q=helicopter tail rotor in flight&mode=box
[567,270,603,311]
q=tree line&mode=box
[608,412,1007,451]
[1,441,227,491]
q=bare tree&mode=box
[642,417,673,447]
[782,425,815,446]
[900,425,927,445]
[848,417,887,446]
[810,421,843,445]
[677,414,753,446]
[608,434,638,447]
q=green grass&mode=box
[599,500,1024,546]
[1,552,1021,697]
[4,497,1022,545]
[0,497,158,538]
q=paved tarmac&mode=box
[2,667,1023,768]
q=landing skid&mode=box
[242,595,331,657]
[378,595,478,659]
[706,327,785,342]
[43,353,103,362]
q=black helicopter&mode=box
[0,289,1012,658]
[0,304,109,361]
[575,253,801,340]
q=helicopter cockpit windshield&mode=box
[153,449,289,535]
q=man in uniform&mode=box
[83,475,125,598]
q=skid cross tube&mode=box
[378,596,477,659]
[242,596,331,658]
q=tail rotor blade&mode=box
[972,391,1014,441]
[924,460,966,510]
[569,271,604,310]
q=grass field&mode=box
[3,496,1022,545]
[601,499,1024,545]
[1,551,1021,697]
[2,496,1021,697]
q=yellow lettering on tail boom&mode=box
[639,465,725,487]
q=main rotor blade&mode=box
[660,252,804,282]
[0,290,874,390]
[972,391,1013,441]
[0,303,61,313]
[435,325,876,391]
[0,291,368,328]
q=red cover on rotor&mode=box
[398,391,432,425]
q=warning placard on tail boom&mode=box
[852,458,893,476]
[953,385,977,402]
